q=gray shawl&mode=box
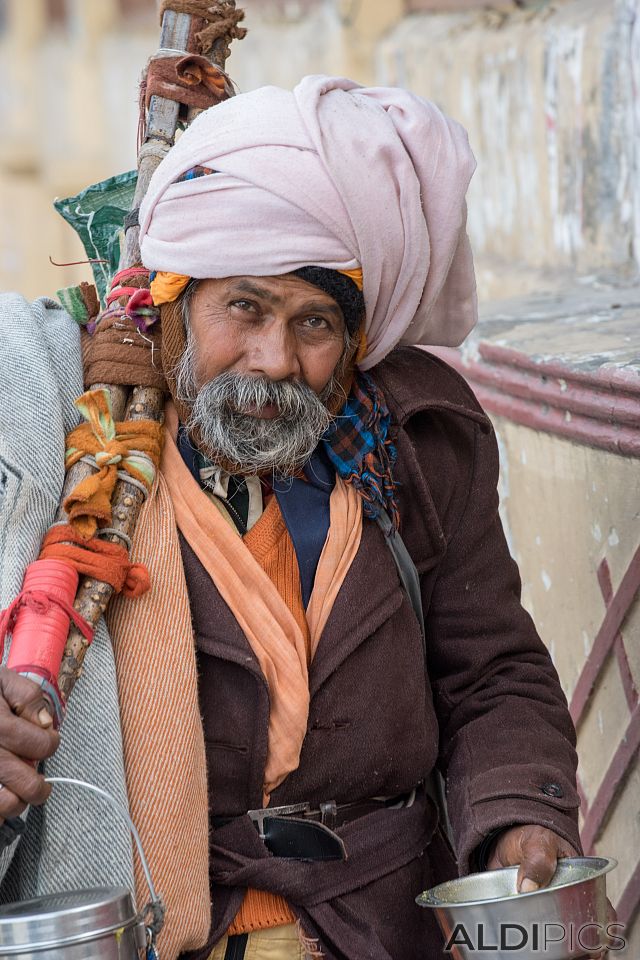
[0,294,135,901]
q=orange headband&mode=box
[149,267,363,306]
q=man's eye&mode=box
[230,299,257,312]
[304,316,329,329]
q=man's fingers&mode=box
[0,668,54,728]
[0,669,59,761]
[0,785,27,821]
[0,668,60,813]
[0,707,59,762]
[516,831,558,892]
[0,749,52,806]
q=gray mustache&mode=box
[175,354,336,475]
[206,372,321,420]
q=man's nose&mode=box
[246,318,301,381]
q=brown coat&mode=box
[180,348,582,960]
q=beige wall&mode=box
[495,414,640,922]
[0,0,154,299]
[0,0,638,949]
[379,0,640,298]
[3,0,638,299]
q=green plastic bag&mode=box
[54,170,138,306]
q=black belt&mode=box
[212,788,417,862]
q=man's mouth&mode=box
[239,402,281,420]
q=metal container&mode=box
[417,856,617,959]
[0,778,163,959]
[0,887,146,959]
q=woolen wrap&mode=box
[139,75,478,369]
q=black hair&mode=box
[292,266,365,337]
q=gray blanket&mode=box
[0,294,134,901]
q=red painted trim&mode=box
[475,386,640,455]
[598,561,637,710]
[406,0,489,11]
[598,559,614,604]
[580,707,640,852]
[615,637,639,712]
[477,342,640,396]
[431,345,640,456]
[617,860,640,925]
[570,547,640,727]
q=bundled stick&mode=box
[55,1,245,702]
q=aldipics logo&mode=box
[443,921,626,954]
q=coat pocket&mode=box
[468,763,580,812]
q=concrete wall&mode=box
[495,412,640,946]
[379,0,640,299]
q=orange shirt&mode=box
[227,496,308,935]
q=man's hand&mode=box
[487,825,617,957]
[486,823,578,892]
[0,668,60,821]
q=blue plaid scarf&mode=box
[323,371,399,527]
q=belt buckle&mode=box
[247,802,311,839]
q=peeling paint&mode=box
[592,523,602,542]
[608,527,620,546]
[380,0,640,280]
[541,569,552,591]
[544,22,585,258]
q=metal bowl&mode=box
[417,857,617,959]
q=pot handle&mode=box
[46,776,164,955]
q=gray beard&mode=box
[174,344,336,476]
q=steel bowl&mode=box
[417,857,617,959]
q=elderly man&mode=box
[0,77,586,960]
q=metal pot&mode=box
[0,778,163,959]
[0,887,146,959]
[417,856,617,959]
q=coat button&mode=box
[541,783,564,798]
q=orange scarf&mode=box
[107,405,362,959]
[162,404,362,797]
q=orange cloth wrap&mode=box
[64,388,164,540]
[39,525,151,598]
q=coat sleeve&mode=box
[423,416,583,874]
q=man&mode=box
[0,77,589,960]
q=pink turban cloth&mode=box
[139,75,477,370]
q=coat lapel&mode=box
[309,518,400,695]
[179,534,266,683]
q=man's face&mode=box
[176,273,353,475]
[187,273,347,410]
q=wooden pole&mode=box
[57,4,240,701]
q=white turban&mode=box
[139,75,477,370]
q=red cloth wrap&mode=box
[0,559,92,681]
